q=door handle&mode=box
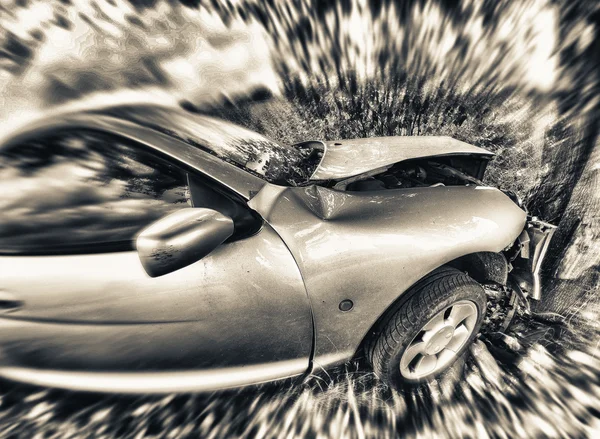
[0,291,23,313]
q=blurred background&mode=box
[0,0,599,437]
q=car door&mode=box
[0,129,313,381]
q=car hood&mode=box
[309,136,494,181]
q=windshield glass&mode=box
[97,106,323,186]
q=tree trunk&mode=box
[531,0,600,315]
[539,122,600,315]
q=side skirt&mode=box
[0,359,308,394]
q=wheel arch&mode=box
[445,251,508,286]
[355,251,507,359]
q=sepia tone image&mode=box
[0,0,599,437]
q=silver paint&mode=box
[136,208,234,277]
[0,225,313,372]
[249,184,526,368]
[0,359,307,394]
[310,135,494,180]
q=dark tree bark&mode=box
[532,0,600,313]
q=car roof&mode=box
[0,104,267,199]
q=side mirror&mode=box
[136,208,234,277]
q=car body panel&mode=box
[311,136,494,181]
[0,356,307,394]
[249,184,527,367]
[0,224,313,372]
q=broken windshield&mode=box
[97,106,323,186]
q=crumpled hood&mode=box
[310,136,494,181]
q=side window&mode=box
[0,130,190,254]
[187,173,262,239]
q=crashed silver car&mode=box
[0,105,555,393]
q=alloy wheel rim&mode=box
[399,300,478,380]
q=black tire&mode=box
[367,266,487,386]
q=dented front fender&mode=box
[249,184,527,367]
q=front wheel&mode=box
[368,267,486,385]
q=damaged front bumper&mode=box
[508,217,557,301]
